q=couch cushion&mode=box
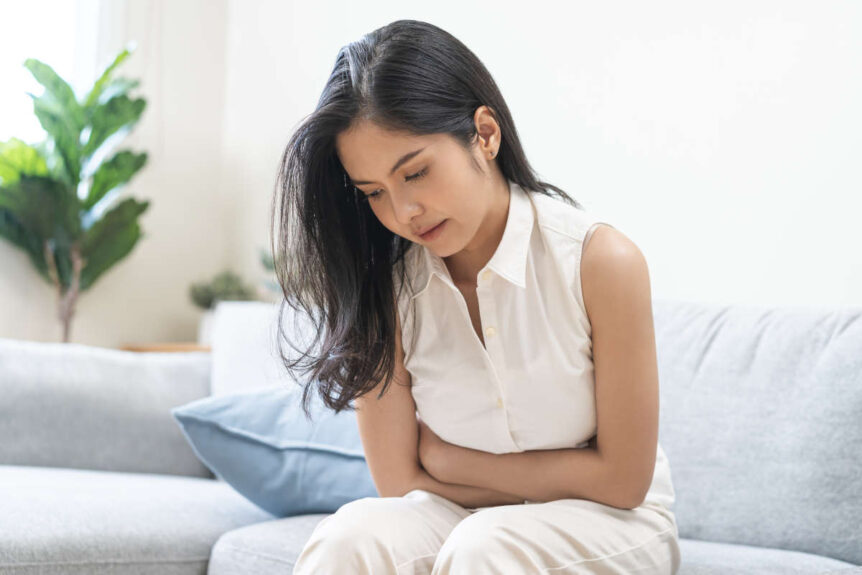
[208,514,328,575]
[0,465,274,574]
[677,538,860,574]
[0,337,214,478]
[171,384,378,518]
[653,299,862,566]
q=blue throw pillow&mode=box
[171,384,379,517]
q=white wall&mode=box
[224,0,862,310]
[2,0,860,345]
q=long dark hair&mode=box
[270,19,584,420]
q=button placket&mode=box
[476,281,505,412]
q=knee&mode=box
[293,496,407,574]
[433,508,526,573]
[307,496,406,544]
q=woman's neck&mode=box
[443,177,511,286]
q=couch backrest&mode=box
[653,298,862,565]
[0,337,214,479]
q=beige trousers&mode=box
[292,489,681,574]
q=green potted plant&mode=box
[0,45,149,342]
[189,270,258,344]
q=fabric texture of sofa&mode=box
[1,299,860,574]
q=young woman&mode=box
[272,19,681,575]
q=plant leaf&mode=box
[86,78,140,116]
[82,94,146,162]
[28,93,82,186]
[13,175,81,241]
[79,197,149,290]
[83,47,132,110]
[23,58,86,129]
[0,208,52,284]
[23,58,85,186]
[0,184,25,213]
[0,138,49,185]
[83,150,148,211]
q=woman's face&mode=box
[335,118,498,258]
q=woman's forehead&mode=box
[337,128,448,178]
[338,121,438,151]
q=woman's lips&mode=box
[419,219,447,241]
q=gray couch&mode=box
[1,299,860,574]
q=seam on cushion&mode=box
[0,557,209,567]
[218,543,295,566]
[544,524,676,572]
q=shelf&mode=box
[119,343,211,353]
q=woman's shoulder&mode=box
[529,191,610,244]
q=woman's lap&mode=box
[292,490,680,575]
[292,489,470,574]
[438,497,680,574]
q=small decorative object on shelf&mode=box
[189,269,258,345]
[120,343,211,353]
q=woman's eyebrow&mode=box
[349,147,426,186]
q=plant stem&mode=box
[44,240,83,342]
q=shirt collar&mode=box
[410,179,535,298]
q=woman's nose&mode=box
[391,188,421,225]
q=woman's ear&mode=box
[473,105,501,158]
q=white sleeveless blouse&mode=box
[395,179,676,510]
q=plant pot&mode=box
[197,309,215,345]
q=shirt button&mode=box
[496,397,504,408]
[481,270,492,281]
[485,326,496,338]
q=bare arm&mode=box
[410,467,525,508]
[425,438,624,507]
[353,306,422,498]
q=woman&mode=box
[272,19,681,575]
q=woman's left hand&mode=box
[417,416,453,482]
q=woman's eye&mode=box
[405,167,428,182]
[360,168,427,203]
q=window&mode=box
[0,0,91,143]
